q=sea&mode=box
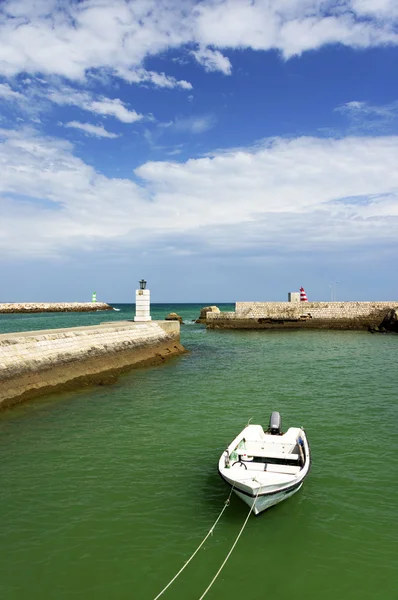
[0,303,397,600]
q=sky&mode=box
[1,0,397,303]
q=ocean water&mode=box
[0,304,397,600]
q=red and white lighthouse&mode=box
[300,287,308,302]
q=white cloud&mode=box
[193,0,398,59]
[335,100,398,132]
[145,115,215,150]
[136,135,398,213]
[192,47,232,75]
[0,0,397,84]
[351,0,398,20]
[48,87,143,123]
[117,68,192,90]
[64,121,119,138]
[0,128,397,259]
[0,1,195,86]
[0,127,148,257]
[0,81,146,124]
[0,82,23,100]
[336,100,398,119]
[336,100,367,114]
[161,115,216,134]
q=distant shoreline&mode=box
[0,302,113,314]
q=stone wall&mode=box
[0,321,185,409]
[206,302,398,330]
[0,302,113,313]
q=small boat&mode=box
[218,412,310,515]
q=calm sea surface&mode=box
[0,304,397,600]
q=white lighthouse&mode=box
[134,279,151,322]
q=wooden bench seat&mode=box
[265,464,301,475]
[236,448,299,461]
[231,462,301,475]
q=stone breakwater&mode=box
[206,302,398,330]
[0,321,185,409]
[195,305,220,323]
[0,302,113,313]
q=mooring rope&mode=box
[152,484,235,600]
[197,487,260,600]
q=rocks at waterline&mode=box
[165,312,184,324]
[195,305,220,323]
[369,309,398,334]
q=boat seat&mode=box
[243,441,297,453]
[236,448,299,461]
[265,464,301,475]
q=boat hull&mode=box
[233,482,303,515]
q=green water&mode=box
[0,305,397,600]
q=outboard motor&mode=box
[268,411,282,435]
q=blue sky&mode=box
[1,0,397,303]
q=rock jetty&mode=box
[165,312,184,324]
[369,308,398,333]
[0,302,113,313]
[195,305,220,323]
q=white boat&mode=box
[218,412,310,515]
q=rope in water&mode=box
[152,484,235,600]
[197,487,260,600]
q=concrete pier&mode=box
[0,321,185,409]
[0,302,113,313]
